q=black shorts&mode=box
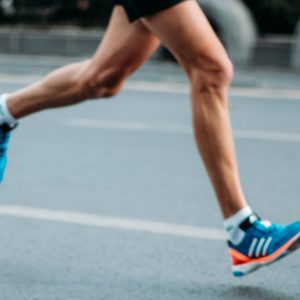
[114,0,187,22]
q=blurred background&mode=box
[0,0,300,68]
[1,2,300,299]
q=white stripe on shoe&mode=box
[262,237,273,256]
[248,238,258,257]
[256,238,266,257]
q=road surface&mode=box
[0,54,300,300]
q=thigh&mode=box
[140,0,229,75]
[88,6,160,77]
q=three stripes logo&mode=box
[248,237,273,258]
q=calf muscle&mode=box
[8,61,89,118]
[143,0,247,218]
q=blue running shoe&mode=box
[0,123,16,183]
[228,215,300,277]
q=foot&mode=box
[228,215,300,277]
[0,123,15,183]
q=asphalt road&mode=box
[0,55,300,300]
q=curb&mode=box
[0,26,298,71]
[253,37,294,68]
[0,27,104,57]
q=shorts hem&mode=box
[116,0,189,23]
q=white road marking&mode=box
[63,119,192,134]
[0,73,300,100]
[234,129,300,143]
[125,81,189,94]
[229,87,300,100]
[0,205,226,241]
[63,118,300,143]
[0,74,41,84]
[125,81,300,100]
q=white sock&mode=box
[0,94,18,127]
[224,206,256,245]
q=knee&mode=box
[76,63,128,100]
[82,69,124,99]
[86,78,122,99]
[186,53,234,96]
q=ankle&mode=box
[224,206,256,244]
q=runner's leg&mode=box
[141,0,246,218]
[7,6,160,119]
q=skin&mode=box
[7,0,247,218]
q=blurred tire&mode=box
[198,0,257,65]
[160,0,257,66]
[0,0,15,16]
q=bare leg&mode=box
[7,7,160,119]
[142,0,247,218]
[8,61,90,118]
[6,2,245,219]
